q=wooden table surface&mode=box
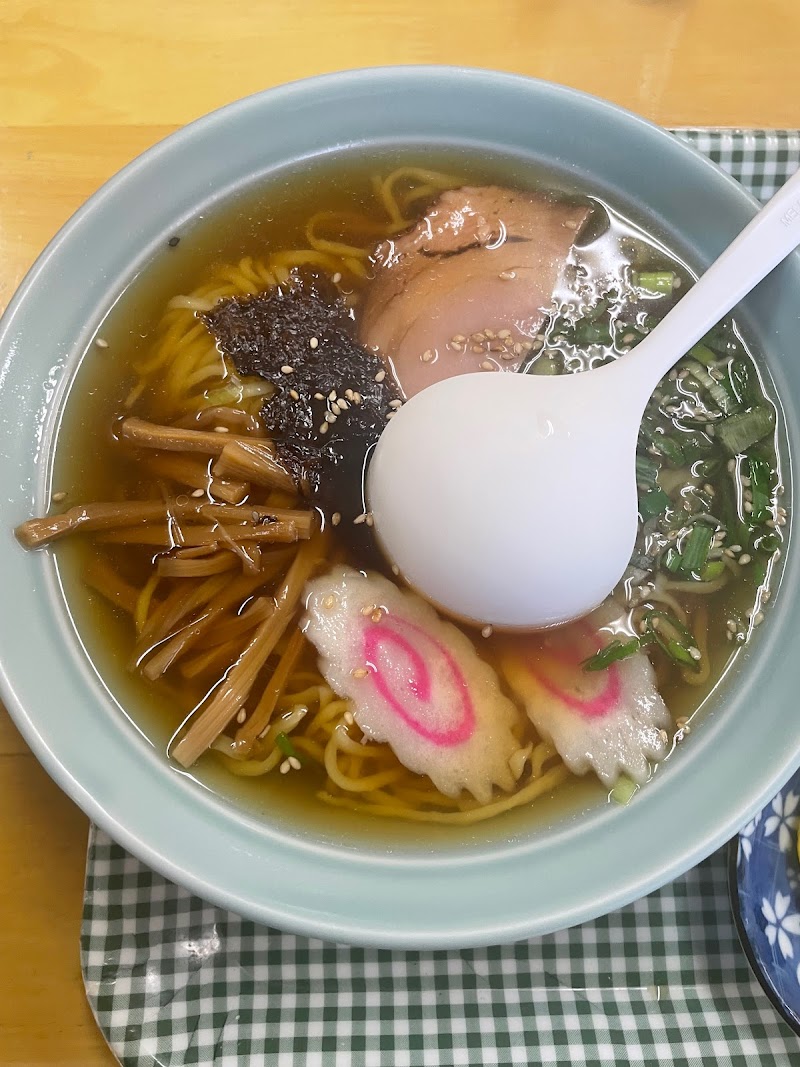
[2,1,800,1062]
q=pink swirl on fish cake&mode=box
[362,615,475,746]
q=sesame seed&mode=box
[389,399,403,409]
[738,553,752,565]
[563,219,578,229]
[753,611,765,626]
[497,329,512,339]
[332,273,342,283]
[622,332,635,344]
[473,332,486,343]
[480,360,494,371]
[481,625,493,638]
[213,426,230,433]
[451,342,464,352]
[659,729,669,745]
[353,513,367,525]
[777,515,787,526]
[421,349,434,362]
[322,594,336,610]
[740,476,751,487]
[744,501,753,513]
[688,646,701,661]
[337,398,349,410]
[236,708,247,724]
[673,276,682,289]
[331,512,341,526]
[328,390,337,401]
[729,544,742,552]
[727,459,736,473]
[351,667,369,679]
[324,412,337,423]
[280,759,291,774]
[352,392,363,404]
[727,619,737,632]
[314,392,325,400]
[501,351,516,360]
[360,605,374,616]
[280,365,294,374]
[453,334,466,343]
[374,369,386,382]
[498,270,516,280]
[472,345,483,354]
[287,756,301,771]
[191,488,205,498]
[484,329,495,339]
[676,716,689,730]
[344,711,355,726]
[723,549,735,558]
[345,388,354,399]
[309,337,319,350]
[762,589,772,602]
[289,388,300,401]
[51,491,67,503]
[365,513,374,526]
[319,422,329,435]
[386,411,396,420]
[95,337,109,349]
[391,564,400,575]
[371,609,383,622]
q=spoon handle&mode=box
[616,165,800,401]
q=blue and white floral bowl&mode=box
[732,768,800,1034]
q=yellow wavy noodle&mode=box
[213,678,566,824]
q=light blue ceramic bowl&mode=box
[1,68,799,948]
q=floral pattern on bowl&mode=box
[731,769,800,1035]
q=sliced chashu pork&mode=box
[359,185,590,398]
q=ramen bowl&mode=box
[0,67,798,948]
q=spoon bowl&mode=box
[369,366,640,628]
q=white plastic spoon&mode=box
[367,167,800,629]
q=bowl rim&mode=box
[2,65,800,948]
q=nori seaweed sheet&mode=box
[203,276,402,559]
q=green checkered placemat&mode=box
[81,130,800,1067]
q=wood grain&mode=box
[2,1,800,1063]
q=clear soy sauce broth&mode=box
[51,147,785,848]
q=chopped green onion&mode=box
[717,406,775,455]
[572,320,613,346]
[683,358,740,416]
[687,342,717,367]
[530,354,560,375]
[678,523,713,575]
[583,298,610,322]
[718,474,749,551]
[663,547,683,573]
[639,487,670,520]
[636,454,661,487]
[701,324,733,356]
[635,270,676,294]
[755,532,781,555]
[581,638,642,672]
[729,359,757,408]
[747,454,772,523]
[643,610,701,671]
[610,775,639,805]
[275,732,301,761]
[700,559,726,581]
